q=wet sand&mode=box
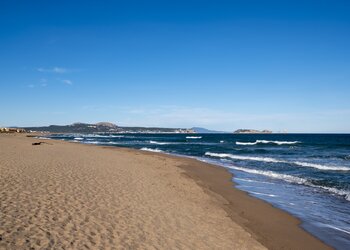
[0,134,331,249]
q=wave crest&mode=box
[225,165,350,201]
[236,140,300,146]
[149,140,170,145]
[205,152,350,171]
[205,152,283,163]
[141,147,163,153]
[226,165,307,184]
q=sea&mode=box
[42,133,350,249]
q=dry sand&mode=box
[0,134,330,249]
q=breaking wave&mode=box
[205,152,350,171]
[234,177,275,185]
[84,141,102,144]
[140,147,163,153]
[83,134,124,138]
[236,140,300,146]
[225,165,308,184]
[293,161,350,171]
[205,152,284,163]
[186,136,202,139]
[225,165,350,201]
[149,140,170,145]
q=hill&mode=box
[191,127,226,133]
[24,122,195,134]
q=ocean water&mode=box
[44,133,350,249]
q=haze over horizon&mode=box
[1,1,350,133]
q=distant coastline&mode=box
[22,122,195,134]
[20,122,229,134]
[233,129,273,134]
[3,123,281,135]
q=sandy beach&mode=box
[0,134,331,249]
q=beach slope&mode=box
[0,134,329,249]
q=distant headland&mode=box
[233,129,272,134]
[23,122,195,134]
[1,123,274,134]
[0,122,278,134]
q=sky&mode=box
[0,0,349,132]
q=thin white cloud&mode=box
[39,78,48,87]
[37,67,68,73]
[62,79,72,85]
[112,105,292,131]
[77,105,350,132]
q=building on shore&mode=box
[0,127,26,133]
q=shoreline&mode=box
[122,148,332,250]
[46,134,335,249]
[1,134,332,249]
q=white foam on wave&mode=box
[294,161,350,171]
[84,141,101,144]
[74,137,84,140]
[250,191,278,197]
[150,140,170,145]
[235,177,275,185]
[323,224,350,235]
[224,165,350,201]
[236,141,257,145]
[84,134,124,138]
[186,136,202,139]
[108,141,120,145]
[308,184,350,201]
[205,152,350,171]
[141,147,163,153]
[205,152,283,163]
[236,140,300,146]
[226,165,308,184]
[80,134,105,138]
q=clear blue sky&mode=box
[1,0,349,132]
